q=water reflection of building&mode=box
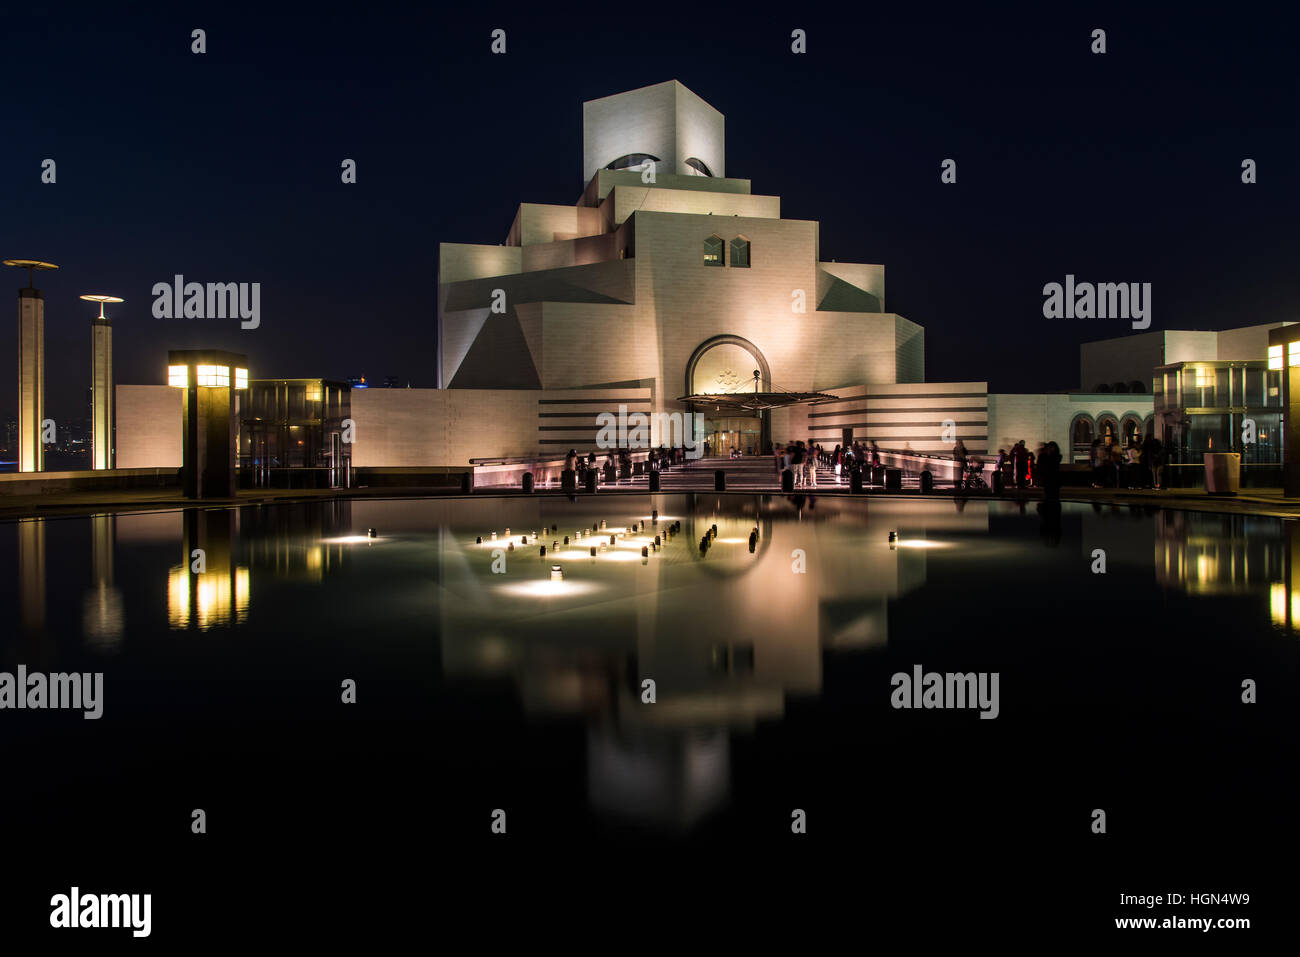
[434,494,986,829]
[242,499,354,582]
[166,501,355,629]
[1153,510,1285,596]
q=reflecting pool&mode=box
[2,494,1296,929]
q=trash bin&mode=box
[1204,452,1240,496]
[885,468,903,491]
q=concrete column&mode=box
[18,288,44,472]
[91,315,113,469]
[1286,363,1300,498]
[182,383,238,498]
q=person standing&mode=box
[953,438,968,490]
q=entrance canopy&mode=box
[678,389,841,414]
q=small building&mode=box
[239,378,352,488]
[1154,359,1282,487]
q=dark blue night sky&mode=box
[4,3,1297,423]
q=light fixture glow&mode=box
[168,365,188,388]
[195,364,230,387]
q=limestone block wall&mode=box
[439,243,522,283]
[349,386,655,466]
[581,80,724,186]
[115,384,182,468]
[807,382,989,454]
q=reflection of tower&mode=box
[83,514,124,649]
[587,727,730,829]
[81,295,122,470]
[169,508,249,630]
[4,259,59,472]
[17,517,46,632]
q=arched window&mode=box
[1120,415,1143,446]
[1097,414,1120,445]
[1070,414,1095,448]
[605,153,660,172]
[703,235,724,267]
[729,236,751,268]
[684,157,713,177]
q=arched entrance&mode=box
[685,335,772,456]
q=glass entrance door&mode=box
[704,416,761,457]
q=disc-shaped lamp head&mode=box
[80,294,124,319]
[3,259,59,288]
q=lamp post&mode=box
[80,295,122,470]
[4,259,59,472]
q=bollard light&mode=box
[476,536,482,544]
[508,542,515,551]
[505,528,511,536]
[564,536,570,545]
[609,534,616,545]
[551,564,564,582]
[590,546,597,557]
[522,535,528,544]
[601,519,607,530]
[599,542,607,552]
[491,531,497,541]
[540,545,546,556]
[368,528,377,539]
[553,541,558,551]
[652,508,658,522]
[641,546,648,557]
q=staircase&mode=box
[609,456,870,491]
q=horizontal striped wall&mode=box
[537,388,653,451]
[805,381,989,454]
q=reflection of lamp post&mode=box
[80,295,122,470]
[4,259,59,472]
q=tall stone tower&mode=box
[82,294,122,469]
[5,259,59,472]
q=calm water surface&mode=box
[2,494,1296,936]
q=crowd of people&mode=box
[564,446,687,483]
[1086,433,1166,489]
